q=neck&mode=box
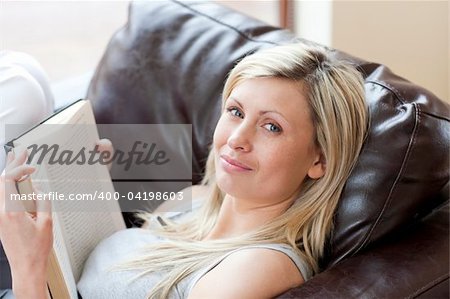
[203,194,293,240]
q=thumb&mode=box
[36,193,52,224]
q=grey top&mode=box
[77,213,311,299]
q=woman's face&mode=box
[213,77,325,206]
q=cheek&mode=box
[263,150,300,176]
[257,146,310,191]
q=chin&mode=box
[215,171,233,193]
[216,172,243,197]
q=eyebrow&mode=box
[228,97,288,120]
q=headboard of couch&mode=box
[88,0,449,275]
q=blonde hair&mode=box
[118,43,368,298]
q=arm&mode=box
[0,151,52,299]
[188,248,304,299]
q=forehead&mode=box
[227,77,312,122]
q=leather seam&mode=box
[172,0,280,46]
[408,273,450,299]
[366,79,406,105]
[366,80,449,122]
[356,102,420,253]
[421,110,450,122]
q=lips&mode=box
[220,154,253,171]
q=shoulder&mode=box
[188,247,304,299]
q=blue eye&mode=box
[227,107,244,118]
[263,123,282,133]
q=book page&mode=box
[44,120,125,281]
[51,214,78,298]
[11,100,125,286]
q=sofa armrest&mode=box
[278,203,449,298]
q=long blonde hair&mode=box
[119,43,368,298]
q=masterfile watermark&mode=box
[4,124,193,212]
[27,141,170,171]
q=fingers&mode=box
[1,151,34,213]
[1,151,51,226]
[4,150,35,181]
[6,151,14,164]
[3,176,28,213]
[96,138,114,171]
[6,150,28,171]
[96,138,114,155]
[1,186,26,213]
[5,165,35,182]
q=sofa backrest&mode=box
[87,0,450,267]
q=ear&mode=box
[307,152,326,179]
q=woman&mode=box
[0,43,368,299]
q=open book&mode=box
[5,99,126,299]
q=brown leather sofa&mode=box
[88,1,449,298]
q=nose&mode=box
[227,122,253,152]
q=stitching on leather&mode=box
[366,80,450,122]
[408,273,449,299]
[172,0,279,45]
[366,79,406,105]
[356,102,421,253]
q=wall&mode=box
[0,1,129,82]
[295,0,448,102]
[215,0,280,27]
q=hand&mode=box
[95,138,114,171]
[0,151,52,298]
